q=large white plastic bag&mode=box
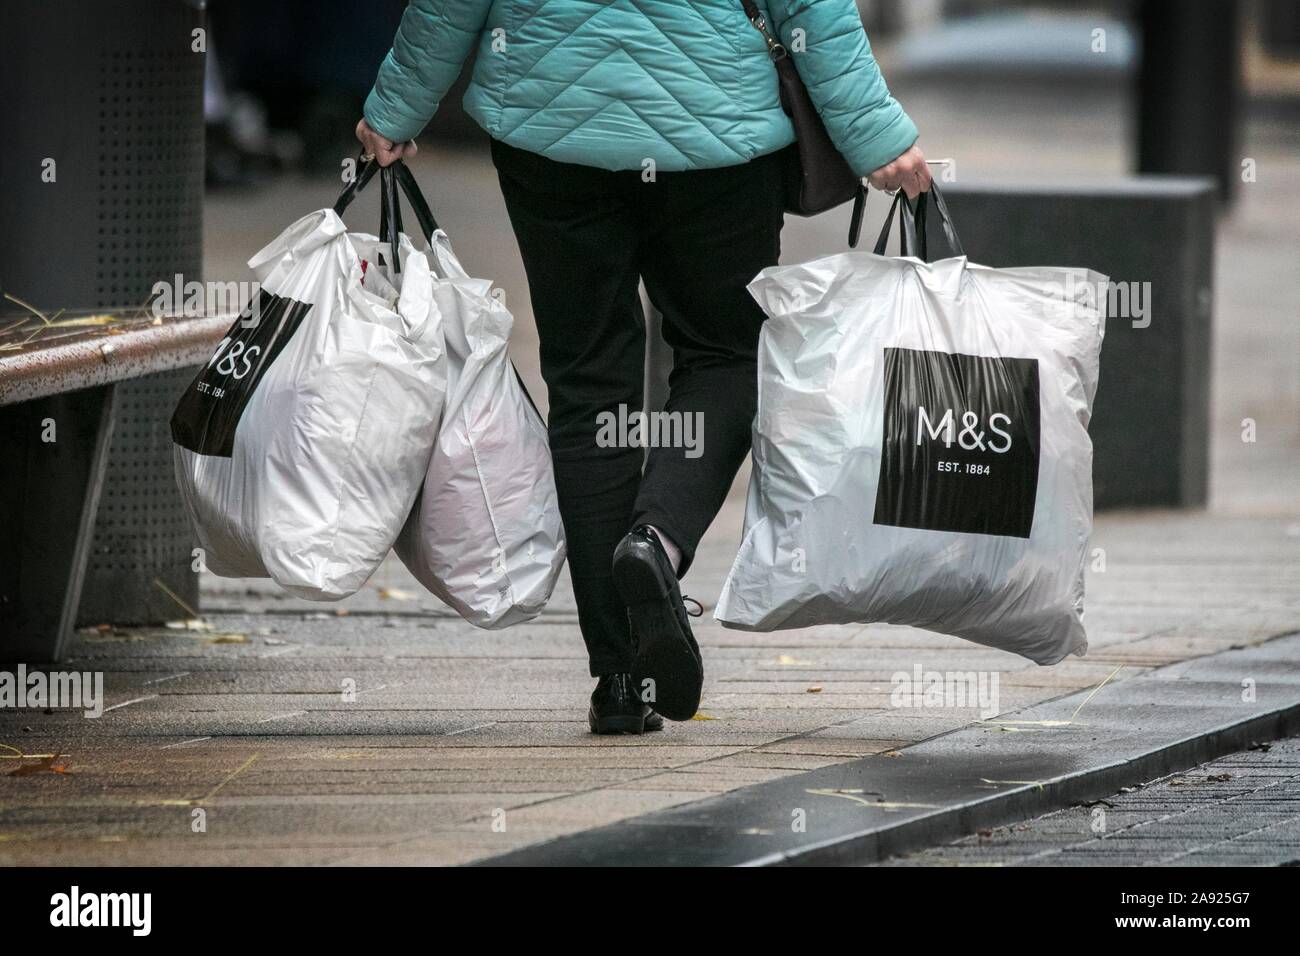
[715,252,1106,665]
[171,210,446,600]
[393,229,566,628]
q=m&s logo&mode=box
[916,406,1014,454]
[207,338,262,380]
[170,289,313,458]
[875,347,1041,538]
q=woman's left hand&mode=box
[867,144,932,199]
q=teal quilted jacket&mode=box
[364,0,917,176]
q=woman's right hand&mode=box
[356,118,418,167]
[867,143,932,199]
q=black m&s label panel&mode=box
[873,347,1041,538]
[170,290,312,458]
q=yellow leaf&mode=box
[773,654,813,666]
[166,619,214,632]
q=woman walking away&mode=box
[358,0,931,734]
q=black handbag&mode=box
[740,0,867,244]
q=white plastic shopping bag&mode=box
[171,165,446,601]
[393,221,566,628]
[716,187,1106,664]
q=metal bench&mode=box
[0,309,228,662]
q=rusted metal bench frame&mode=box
[0,316,229,662]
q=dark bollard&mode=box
[1136,0,1243,206]
[942,179,1217,510]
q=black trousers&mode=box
[491,138,785,676]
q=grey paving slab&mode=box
[474,633,1300,866]
[7,577,1297,868]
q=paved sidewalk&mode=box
[0,508,1293,865]
[0,86,1295,866]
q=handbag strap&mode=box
[741,0,866,249]
[847,186,867,248]
[739,0,785,60]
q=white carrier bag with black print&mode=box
[170,161,446,600]
[387,165,566,629]
[716,186,1106,665]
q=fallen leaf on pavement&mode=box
[165,619,213,632]
[8,754,70,776]
[772,655,813,666]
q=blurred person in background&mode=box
[207,0,406,184]
[358,0,930,734]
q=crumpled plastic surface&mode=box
[715,252,1106,665]
[171,210,446,600]
[393,230,566,629]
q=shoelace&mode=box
[682,596,704,618]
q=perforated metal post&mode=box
[0,0,207,631]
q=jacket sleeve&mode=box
[765,0,918,177]
[363,0,494,143]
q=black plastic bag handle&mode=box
[873,190,921,258]
[393,162,442,245]
[332,152,380,216]
[332,152,405,274]
[387,159,544,424]
[915,181,964,259]
[378,162,405,273]
[871,181,964,262]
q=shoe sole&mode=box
[613,548,703,722]
[589,712,648,735]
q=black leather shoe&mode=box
[612,526,704,721]
[588,673,665,735]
